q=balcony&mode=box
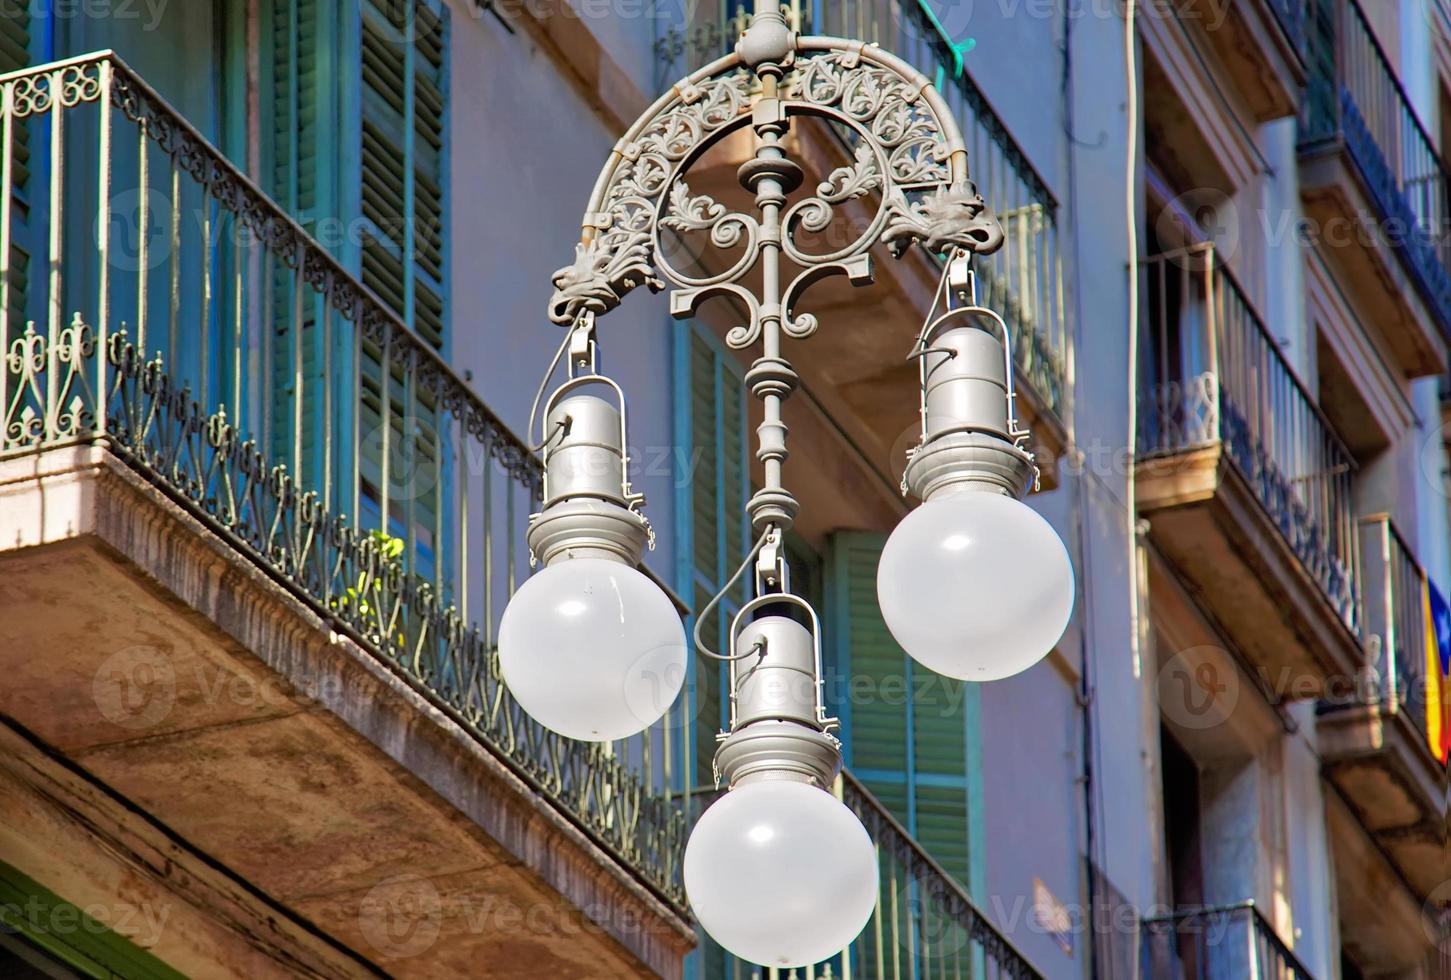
[1136,245,1363,699]
[1318,516,1448,900]
[1298,0,1451,375]
[0,53,693,976]
[655,0,1070,490]
[1141,903,1314,979]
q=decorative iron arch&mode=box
[547,27,1005,349]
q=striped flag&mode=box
[1422,578,1451,765]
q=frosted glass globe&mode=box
[684,779,877,968]
[877,490,1073,681]
[498,558,686,742]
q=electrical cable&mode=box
[526,327,574,450]
[693,527,775,663]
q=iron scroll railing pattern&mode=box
[0,54,688,911]
[1141,902,1316,980]
[656,0,1068,420]
[1137,246,1359,631]
[838,772,1045,980]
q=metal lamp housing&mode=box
[527,390,650,568]
[498,382,687,744]
[713,600,842,790]
[879,286,1074,683]
[904,303,1038,504]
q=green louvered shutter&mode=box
[913,676,970,876]
[678,322,750,791]
[676,321,752,980]
[265,0,449,563]
[0,13,28,77]
[828,531,971,883]
[359,0,447,350]
[1,9,31,334]
[269,0,323,226]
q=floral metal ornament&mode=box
[547,25,1006,341]
[883,181,1006,258]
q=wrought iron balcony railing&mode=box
[1141,902,1315,980]
[1351,515,1433,749]
[1301,0,1451,331]
[1264,0,1307,64]
[693,771,1044,979]
[656,0,1068,420]
[1137,245,1359,629]
[0,53,688,911]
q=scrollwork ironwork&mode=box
[551,42,1004,341]
[882,181,1006,258]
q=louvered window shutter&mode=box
[675,321,753,980]
[676,322,750,790]
[265,0,331,486]
[359,0,447,350]
[1,9,32,333]
[828,531,972,883]
[353,0,449,568]
[264,0,449,569]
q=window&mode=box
[674,320,753,980]
[1,9,32,334]
[262,0,450,570]
[827,531,973,882]
[674,320,751,794]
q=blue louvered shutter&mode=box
[675,320,752,980]
[354,0,449,570]
[1,10,32,333]
[676,321,751,791]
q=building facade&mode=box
[0,0,1448,977]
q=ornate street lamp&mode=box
[499,0,1075,965]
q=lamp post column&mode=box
[738,0,802,534]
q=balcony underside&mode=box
[1299,144,1448,378]
[0,446,692,979]
[1318,704,1449,901]
[1206,0,1307,121]
[1325,788,1442,974]
[1136,445,1363,699]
